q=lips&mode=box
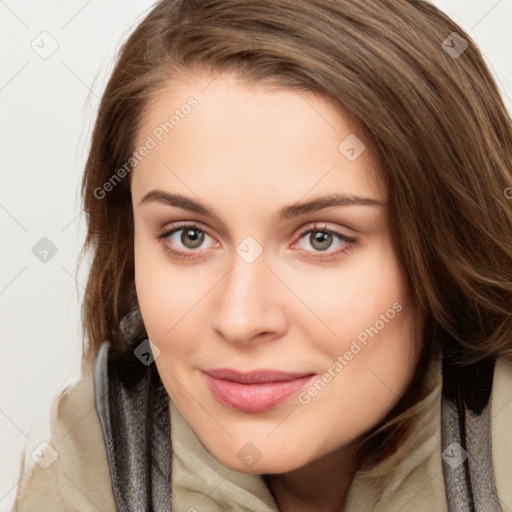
[202,368,316,412]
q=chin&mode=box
[206,440,309,475]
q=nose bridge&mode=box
[211,240,283,343]
[222,245,268,315]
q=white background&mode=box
[1,1,511,510]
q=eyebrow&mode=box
[139,190,384,220]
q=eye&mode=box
[157,223,216,259]
[157,221,357,261]
[293,223,357,260]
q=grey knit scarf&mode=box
[94,341,502,512]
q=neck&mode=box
[263,444,359,512]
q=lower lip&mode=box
[203,373,315,412]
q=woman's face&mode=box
[131,71,420,474]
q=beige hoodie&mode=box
[12,354,512,512]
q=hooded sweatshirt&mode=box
[13,343,512,512]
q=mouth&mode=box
[202,368,316,412]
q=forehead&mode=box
[132,71,384,207]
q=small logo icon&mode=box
[32,237,58,263]
[134,339,161,366]
[237,442,262,468]
[442,441,468,469]
[441,32,468,59]
[30,31,59,60]
[338,134,366,161]
[31,441,58,469]
[236,236,263,264]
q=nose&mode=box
[209,248,287,345]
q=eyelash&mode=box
[156,222,357,261]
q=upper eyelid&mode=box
[296,223,345,236]
[163,222,216,240]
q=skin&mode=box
[131,70,421,512]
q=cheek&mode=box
[309,242,417,417]
[346,329,417,435]
[301,308,417,450]
[134,231,178,339]
[339,243,416,386]
[134,234,214,354]
[296,238,409,342]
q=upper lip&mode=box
[203,368,315,384]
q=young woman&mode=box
[14,0,512,511]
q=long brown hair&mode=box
[79,0,512,499]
